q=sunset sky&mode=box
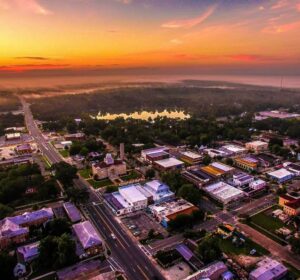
[0,0,300,76]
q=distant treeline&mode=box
[28,83,300,120]
[0,91,21,112]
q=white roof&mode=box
[205,182,244,203]
[112,192,129,208]
[250,258,287,280]
[155,157,184,168]
[222,144,246,153]
[119,184,147,203]
[268,168,293,179]
[181,151,201,159]
[211,162,234,172]
[246,140,267,147]
[250,179,266,188]
[61,141,72,145]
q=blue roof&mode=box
[176,244,194,261]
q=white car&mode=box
[111,233,117,240]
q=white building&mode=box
[180,151,202,164]
[267,168,294,183]
[249,179,267,190]
[153,157,184,171]
[92,154,126,180]
[205,182,245,205]
[232,172,254,187]
[249,258,288,280]
[204,148,229,158]
[60,141,72,149]
[246,141,268,152]
[221,144,247,156]
[141,146,169,160]
[143,180,175,204]
[118,184,148,210]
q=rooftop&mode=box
[17,241,40,261]
[119,183,147,203]
[268,168,293,179]
[181,151,202,159]
[63,202,81,223]
[222,144,246,153]
[154,157,184,168]
[250,258,287,280]
[210,162,234,173]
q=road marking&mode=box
[137,264,150,280]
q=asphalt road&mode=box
[22,99,165,280]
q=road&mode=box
[21,98,166,280]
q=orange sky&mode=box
[0,0,300,75]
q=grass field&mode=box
[79,168,91,179]
[218,236,269,256]
[87,178,113,189]
[59,149,69,158]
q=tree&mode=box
[105,185,118,193]
[56,234,77,267]
[0,251,17,280]
[202,155,212,165]
[290,237,300,255]
[178,184,201,205]
[37,179,58,200]
[0,203,13,219]
[66,187,89,205]
[44,218,71,237]
[196,235,222,264]
[145,168,155,179]
[161,171,186,193]
[268,137,283,148]
[168,214,194,231]
[38,235,59,269]
[52,162,77,187]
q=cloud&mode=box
[262,20,300,33]
[297,2,300,11]
[0,0,52,15]
[170,39,183,45]
[271,0,289,9]
[115,0,132,4]
[161,5,217,29]
[14,56,50,60]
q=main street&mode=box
[21,98,166,280]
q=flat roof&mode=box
[155,157,184,168]
[268,168,293,179]
[119,184,147,203]
[222,144,246,153]
[205,182,244,202]
[181,151,201,159]
[211,162,234,172]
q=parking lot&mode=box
[121,211,168,241]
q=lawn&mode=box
[87,178,114,189]
[79,168,91,179]
[121,170,142,181]
[59,149,69,158]
[218,236,269,256]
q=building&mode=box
[92,153,126,180]
[279,194,300,216]
[184,261,228,280]
[286,162,300,176]
[14,143,32,155]
[17,241,40,263]
[182,166,213,187]
[143,180,175,204]
[141,146,169,161]
[64,132,85,141]
[60,141,72,149]
[217,224,235,238]
[249,258,288,280]
[232,172,254,187]
[234,156,259,172]
[63,202,82,223]
[153,157,184,171]
[149,199,198,228]
[256,153,279,168]
[0,155,33,168]
[245,141,268,153]
[210,162,235,174]
[205,182,245,205]
[72,221,103,257]
[204,148,229,158]
[267,168,294,183]
[5,132,21,141]
[249,179,267,193]
[180,151,202,164]
[256,110,300,120]
[146,151,169,163]
[221,144,247,156]
[0,208,53,249]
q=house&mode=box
[153,157,184,171]
[245,141,268,153]
[180,151,202,164]
[249,258,288,280]
[0,208,53,249]
[63,202,82,223]
[267,168,294,183]
[234,156,259,172]
[204,182,245,205]
[14,144,32,155]
[72,221,103,257]
[17,241,40,263]
[149,199,198,228]
[92,153,126,180]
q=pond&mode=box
[93,110,190,120]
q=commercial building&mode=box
[286,162,300,176]
[60,141,72,149]
[0,155,33,168]
[205,182,245,205]
[14,143,32,155]
[17,242,40,263]
[245,141,268,153]
[72,221,103,257]
[232,172,254,187]
[256,110,300,120]
[5,132,21,141]
[249,258,288,280]
[210,162,235,174]
[221,144,247,156]
[141,146,169,161]
[182,166,213,187]
[279,194,300,216]
[267,168,294,183]
[153,157,184,171]
[146,151,169,163]
[143,180,175,204]
[180,151,202,164]
[204,148,229,158]
[63,202,82,223]
[64,132,85,141]
[92,153,126,180]
[0,208,53,249]
[149,199,198,228]
[234,156,259,171]
[256,153,279,168]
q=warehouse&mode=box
[267,168,294,183]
